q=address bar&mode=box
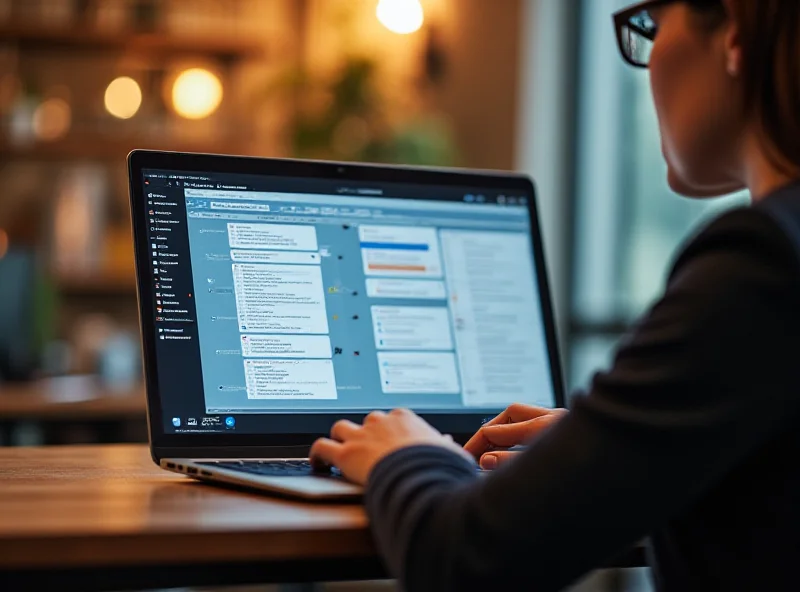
[186,189,294,201]
[210,201,271,212]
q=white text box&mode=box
[228,223,318,251]
[371,306,453,350]
[233,264,329,334]
[358,225,443,278]
[244,359,337,400]
[231,250,321,265]
[377,352,460,394]
[240,334,332,358]
[366,278,446,300]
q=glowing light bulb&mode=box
[171,68,223,120]
[104,76,142,119]
[376,0,424,35]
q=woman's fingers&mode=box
[364,410,387,425]
[465,418,541,457]
[463,404,549,457]
[483,413,564,445]
[462,426,494,459]
[464,412,565,459]
[330,419,361,442]
[480,450,519,470]
[484,403,553,427]
[309,438,344,470]
[480,419,545,447]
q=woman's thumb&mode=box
[480,451,519,470]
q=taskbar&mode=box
[205,406,520,414]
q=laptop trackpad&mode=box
[256,475,363,495]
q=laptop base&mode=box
[162,458,364,502]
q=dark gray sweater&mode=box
[366,182,800,591]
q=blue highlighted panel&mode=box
[359,242,430,251]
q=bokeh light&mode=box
[104,76,142,119]
[32,97,72,140]
[171,68,223,120]
[376,0,424,35]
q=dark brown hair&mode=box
[690,0,800,173]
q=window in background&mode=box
[569,0,748,395]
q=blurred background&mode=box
[0,0,749,589]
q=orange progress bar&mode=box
[368,264,427,272]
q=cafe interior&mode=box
[0,0,750,590]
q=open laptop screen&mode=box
[139,165,558,436]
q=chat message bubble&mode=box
[366,278,446,300]
[233,264,329,334]
[228,223,318,251]
[371,306,453,350]
[240,334,332,358]
[377,352,460,394]
[230,250,321,265]
[244,359,337,400]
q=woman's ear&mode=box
[725,37,741,77]
[722,0,742,76]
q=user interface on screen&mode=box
[140,169,556,434]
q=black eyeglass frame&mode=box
[613,0,675,68]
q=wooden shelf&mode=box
[56,271,136,297]
[0,22,266,62]
[0,135,258,161]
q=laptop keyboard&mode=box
[197,459,343,478]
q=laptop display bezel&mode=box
[128,150,566,457]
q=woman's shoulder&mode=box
[691,182,800,247]
[670,194,800,284]
[674,191,800,278]
[656,193,800,350]
[753,182,800,248]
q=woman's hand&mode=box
[463,404,567,470]
[310,409,474,485]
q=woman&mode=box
[311,1,800,589]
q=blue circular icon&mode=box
[225,416,236,428]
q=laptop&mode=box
[127,150,565,502]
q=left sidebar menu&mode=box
[144,177,197,345]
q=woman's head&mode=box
[615,0,800,198]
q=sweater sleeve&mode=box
[364,207,800,592]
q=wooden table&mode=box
[0,445,382,591]
[0,445,647,590]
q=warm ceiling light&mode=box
[0,229,8,259]
[104,76,142,119]
[32,97,72,141]
[171,68,223,120]
[376,0,424,35]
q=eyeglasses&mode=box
[613,0,674,68]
